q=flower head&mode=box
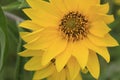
[19,51,82,80]
[19,0,119,79]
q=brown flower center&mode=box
[59,11,89,41]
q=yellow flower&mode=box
[19,51,82,80]
[19,0,119,79]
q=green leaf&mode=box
[2,1,29,11]
[18,0,29,9]
[0,6,8,71]
[2,1,22,11]
[109,16,120,33]
[106,60,120,80]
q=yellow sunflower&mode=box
[19,0,119,79]
[19,51,82,80]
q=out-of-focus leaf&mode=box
[109,16,120,33]
[18,0,49,8]
[109,17,120,61]
[0,6,8,71]
[0,29,6,71]
[106,60,120,80]
[2,1,21,11]
[18,0,29,9]
[2,1,29,11]
[109,17,120,41]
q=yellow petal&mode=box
[18,50,43,57]
[64,0,79,11]
[20,32,29,38]
[89,3,109,14]
[89,21,111,37]
[66,68,71,80]
[21,29,43,42]
[58,69,66,80]
[56,43,72,72]
[33,64,55,79]
[19,20,43,31]
[83,38,110,63]
[50,0,67,14]
[24,57,48,71]
[72,41,89,69]
[78,0,100,11]
[23,9,59,27]
[24,28,58,50]
[87,51,100,79]
[74,73,82,80]
[89,13,114,24]
[88,34,119,47]
[67,57,80,80]
[47,73,57,80]
[86,0,100,4]
[42,37,67,65]
[47,69,66,80]
[26,0,61,17]
[98,14,114,24]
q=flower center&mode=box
[59,11,89,41]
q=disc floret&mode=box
[59,11,89,41]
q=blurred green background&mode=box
[0,0,120,80]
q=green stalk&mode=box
[15,38,23,80]
[15,38,33,80]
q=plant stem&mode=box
[15,37,22,80]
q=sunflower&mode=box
[19,51,82,80]
[19,0,119,79]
